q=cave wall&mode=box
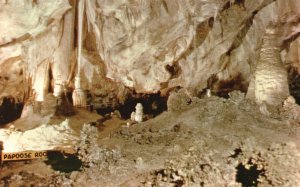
[0,0,71,102]
[0,0,300,107]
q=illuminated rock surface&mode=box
[0,0,300,104]
[0,0,300,186]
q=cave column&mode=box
[247,24,290,113]
[52,0,76,98]
[32,59,50,102]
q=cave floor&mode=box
[0,96,300,186]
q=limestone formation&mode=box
[0,0,300,116]
[52,0,75,98]
[72,0,87,107]
[131,103,144,123]
[135,103,144,123]
[0,1,300,186]
[248,24,290,108]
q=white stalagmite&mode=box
[252,24,290,107]
[72,0,87,107]
[130,103,144,123]
[134,103,144,123]
[130,112,136,121]
[206,89,211,97]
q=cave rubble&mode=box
[0,92,299,186]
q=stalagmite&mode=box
[135,103,144,123]
[72,0,87,107]
[248,23,290,109]
[130,112,136,122]
[206,89,212,97]
[131,103,144,123]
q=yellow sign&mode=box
[1,151,48,161]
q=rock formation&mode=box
[0,0,300,115]
[131,103,144,123]
[1,1,300,186]
[247,24,290,108]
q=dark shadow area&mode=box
[96,93,168,119]
[55,93,75,116]
[229,148,243,158]
[66,91,74,104]
[0,97,23,126]
[207,73,248,98]
[45,151,82,173]
[288,66,300,104]
[96,107,114,117]
[236,162,265,187]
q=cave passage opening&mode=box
[0,97,24,126]
[207,73,248,99]
[288,67,300,104]
[96,93,168,120]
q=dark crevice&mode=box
[44,151,82,173]
[221,1,231,11]
[165,61,181,80]
[230,148,243,158]
[55,93,75,116]
[208,17,214,28]
[48,66,53,93]
[288,66,300,104]
[236,162,265,187]
[0,98,24,126]
[207,73,248,98]
[174,180,184,187]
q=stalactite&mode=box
[32,59,50,102]
[52,0,75,98]
[72,0,87,107]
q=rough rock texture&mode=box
[1,93,299,186]
[1,0,300,109]
[167,88,200,112]
[1,1,300,185]
[247,25,290,107]
[0,0,71,102]
[0,119,78,152]
[84,0,300,95]
[79,51,131,109]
